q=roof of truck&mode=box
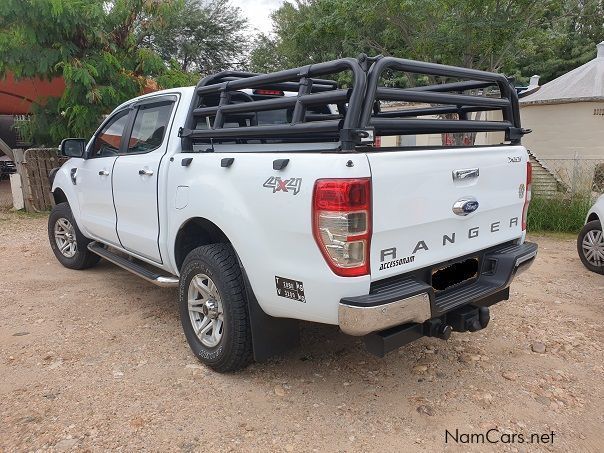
[520,42,604,105]
[112,86,194,112]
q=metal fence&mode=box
[535,155,604,197]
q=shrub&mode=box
[527,195,593,233]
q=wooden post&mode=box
[9,173,24,210]
[17,148,65,212]
[12,149,35,212]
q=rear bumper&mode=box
[339,241,537,336]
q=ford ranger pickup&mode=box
[49,55,537,372]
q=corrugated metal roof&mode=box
[520,42,604,105]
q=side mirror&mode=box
[60,138,87,158]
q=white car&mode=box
[48,56,537,372]
[578,194,604,274]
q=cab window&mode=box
[91,110,130,158]
[126,102,174,154]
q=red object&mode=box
[312,178,371,277]
[0,72,158,115]
[0,73,65,115]
[253,89,284,96]
[522,162,532,230]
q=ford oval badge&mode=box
[453,197,479,216]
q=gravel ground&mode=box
[1,210,603,452]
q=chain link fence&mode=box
[527,154,603,232]
[534,155,604,198]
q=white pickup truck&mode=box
[49,55,537,372]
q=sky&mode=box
[231,0,285,35]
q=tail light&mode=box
[522,162,532,230]
[312,178,371,277]
[253,89,284,96]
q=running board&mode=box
[87,242,179,288]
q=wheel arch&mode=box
[174,220,301,363]
[50,171,91,239]
[587,212,600,223]
[52,187,68,205]
[174,217,231,272]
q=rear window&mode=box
[257,109,288,125]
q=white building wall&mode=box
[520,101,604,159]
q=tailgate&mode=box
[367,145,528,281]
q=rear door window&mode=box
[126,102,174,154]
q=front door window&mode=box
[91,110,130,158]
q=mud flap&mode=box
[241,268,300,362]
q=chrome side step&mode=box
[87,242,179,288]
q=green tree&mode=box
[516,0,604,83]
[249,34,288,73]
[0,0,182,145]
[250,0,603,84]
[145,0,248,74]
[0,0,250,145]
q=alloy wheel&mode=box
[54,218,77,258]
[582,228,604,267]
[187,273,224,348]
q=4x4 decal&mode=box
[263,176,302,195]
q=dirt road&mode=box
[1,210,603,452]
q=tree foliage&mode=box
[250,0,604,84]
[146,0,249,73]
[0,0,248,145]
[0,0,175,144]
[516,0,604,81]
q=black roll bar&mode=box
[181,58,365,151]
[375,87,511,109]
[192,89,350,117]
[184,120,342,140]
[360,56,522,143]
[406,80,496,92]
[376,105,498,118]
[370,118,513,135]
[181,54,525,151]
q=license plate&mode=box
[275,276,306,302]
[432,257,479,292]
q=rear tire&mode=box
[577,220,604,274]
[48,202,101,270]
[179,244,253,372]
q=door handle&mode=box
[98,170,109,176]
[452,168,479,181]
[138,169,154,176]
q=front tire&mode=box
[179,244,252,372]
[577,220,604,274]
[48,202,101,270]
